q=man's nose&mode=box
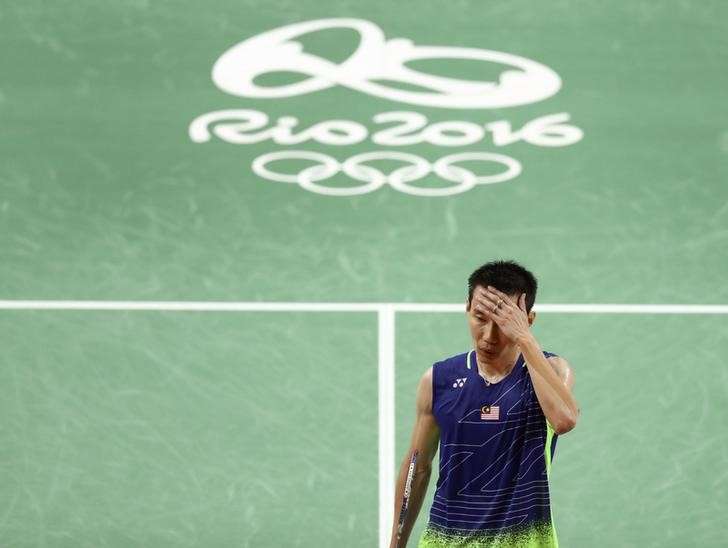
[481,321,499,341]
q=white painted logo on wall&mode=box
[190,18,583,196]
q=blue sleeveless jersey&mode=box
[419,350,560,548]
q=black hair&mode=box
[467,260,538,313]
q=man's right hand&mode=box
[389,367,440,548]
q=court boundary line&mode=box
[3,299,727,548]
[1,301,727,313]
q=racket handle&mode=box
[395,449,419,548]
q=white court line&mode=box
[1,301,727,313]
[378,306,396,548]
[2,298,727,548]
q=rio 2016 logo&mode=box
[189,18,583,197]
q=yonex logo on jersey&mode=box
[481,405,500,420]
[452,378,467,388]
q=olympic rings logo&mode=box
[251,151,522,196]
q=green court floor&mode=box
[1,0,727,546]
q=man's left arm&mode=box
[517,336,579,435]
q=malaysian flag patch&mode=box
[480,405,500,420]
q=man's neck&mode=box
[476,346,520,378]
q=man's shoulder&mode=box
[434,350,471,367]
[432,350,472,374]
[430,351,471,386]
[430,349,565,374]
[544,353,574,387]
[433,349,559,367]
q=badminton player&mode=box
[390,260,579,547]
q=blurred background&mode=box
[1,1,727,547]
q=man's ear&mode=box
[465,296,471,312]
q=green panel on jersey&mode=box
[419,521,557,548]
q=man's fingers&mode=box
[476,302,495,317]
[478,288,500,306]
[486,286,509,300]
[473,293,497,313]
[478,296,501,314]
[474,301,499,321]
[483,288,515,309]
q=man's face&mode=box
[467,285,532,358]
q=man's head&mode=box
[466,259,538,313]
[466,260,538,360]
